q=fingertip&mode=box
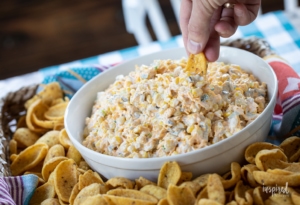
[204,48,219,62]
[203,36,220,62]
[187,39,202,54]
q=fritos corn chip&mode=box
[106,189,158,205]
[78,170,105,190]
[44,144,65,164]
[9,139,17,155]
[27,160,44,173]
[69,183,80,205]
[244,142,282,164]
[264,193,294,205]
[207,174,226,204]
[197,186,208,201]
[157,198,168,205]
[185,52,207,75]
[192,173,210,188]
[104,194,157,205]
[40,198,60,205]
[167,183,195,205]
[73,183,107,205]
[9,153,17,162]
[284,163,300,172]
[35,130,60,147]
[233,180,253,205]
[66,145,82,165]
[158,161,181,189]
[26,99,50,133]
[53,159,78,202]
[44,101,68,121]
[220,162,241,189]
[254,149,288,171]
[289,187,300,205]
[179,181,201,196]
[135,176,156,189]
[240,164,260,188]
[78,160,90,171]
[25,82,63,109]
[10,143,48,176]
[198,199,223,205]
[252,186,270,205]
[78,194,109,205]
[253,170,300,186]
[16,115,27,128]
[59,128,73,149]
[279,136,300,162]
[140,184,167,200]
[13,127,39,148]
[42,156,68,182]
[29,182,55,205]
[106,176,134,189]
[177,171,193,184]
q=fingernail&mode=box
[187,40,202,54]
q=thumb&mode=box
[187,0,227,54]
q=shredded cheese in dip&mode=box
[83,59,268,158]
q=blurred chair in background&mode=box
[122,0,172,45]
[122,0,299,45]
[284,0,299,13]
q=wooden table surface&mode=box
[0,0,294,80]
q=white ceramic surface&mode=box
[65,46,278,181]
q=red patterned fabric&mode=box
[265,55,300,143]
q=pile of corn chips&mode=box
[8,82,300,205]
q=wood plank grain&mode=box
[0,0,290,79]
[0,0,138,79]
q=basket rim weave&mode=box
[0,36,275,177]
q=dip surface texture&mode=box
[83,59,267,158]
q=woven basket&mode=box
[0,36,275,177]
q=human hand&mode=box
[180,0,261,61]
